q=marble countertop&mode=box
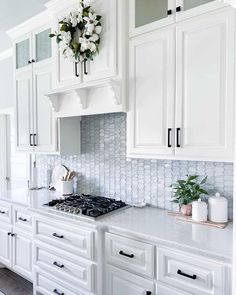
[0,188,232,263]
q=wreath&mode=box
[50,0,102,63]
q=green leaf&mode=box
[49,33,56,38]
[200,176,208,184]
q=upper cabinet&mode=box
[15,27,52,71]
[45,0,127,117]
[129,0,229,36]
[127,8,234,162]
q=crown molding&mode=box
[0,48,13,61]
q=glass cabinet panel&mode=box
[183,0,215,11]
[35,28,52,62]
[135,0,168,28]
[16,39,30,69]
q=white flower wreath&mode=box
[50,0,102,63]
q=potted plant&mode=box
[170,175,208,216]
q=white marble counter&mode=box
[0,188,232,264]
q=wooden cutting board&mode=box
[167,211,228,229]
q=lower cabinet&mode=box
[0,221,33,280]
[106,265,155,295]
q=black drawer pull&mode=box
[84,60,88,75]
[119,250,134,258]
[53,261,64,268]
[18,217,27,222]
[177,269,197,280]
[52,233,64,239]
[53,289,64,295]
[0,211,6,214]
[167,9,172,15]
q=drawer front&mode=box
[157,284,192,295]
[0,202,11,224]
[34,218,94,259]
[13,206,32,230]
[35,269,81,295]
[105,232,154,278]
[157,247,225,295]
[35,242,94,292]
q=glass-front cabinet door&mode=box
[183,0,215,10]
[34,28,52,63]
[130,0,175,36]
[15,37,31,70]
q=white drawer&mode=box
[105,232,154,278]
[0,201,11,224]
[13,206,32,230]
[34,242,94,292]
[34,217,94,260]
[157,284,192,295]
[34,268,85,295]
[157,247,226,295]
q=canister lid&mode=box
[209,193,228,203]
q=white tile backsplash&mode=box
[37,113,234,218]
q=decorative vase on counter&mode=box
[180,204,192,216]
[192,199,208,222]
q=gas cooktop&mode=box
[43,194,129,219]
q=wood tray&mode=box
[167,211,228,229]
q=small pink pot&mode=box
[180,204,192,216]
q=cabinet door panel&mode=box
[15,70,33,151]
[12,229,32,280]
[175,9,234,161]
[33,65,57,152]
[106,265,155,295]
[35,28,52,63]
[83,0,117,82]
[16,37,31,69]
[128,28,175,158]
[0,223,11,267]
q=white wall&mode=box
[0,57,14,109]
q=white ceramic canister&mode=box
[208,193,228,223]
[192,199,208,222]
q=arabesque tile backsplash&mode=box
[37,113,234,218]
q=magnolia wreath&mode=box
[50,0,102,64]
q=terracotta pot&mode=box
[180,204,192,216]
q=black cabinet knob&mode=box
[146,292,152,295]
[167,9,172,15]
[176,6,182,12]
[28,60,32,64]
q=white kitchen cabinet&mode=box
[106,265,155,295]
[12,228,33,280]
[0,223,12,268]
[15,69,33,151]
[49,0,118,89]
[128,27,175,157]
[128,8,234,162]
[175,9,234,161]
[129,0,226,36]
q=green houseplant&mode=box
[170,175,208,216]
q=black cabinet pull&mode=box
[7,232,11,236]
[168,128,172,148]
[31,59,36,63]
[176,128,181,148]
[33,134,37,146]
[18,217,27,222]
[28,60,32,64]
[11,233,15,237]
[167,9,172,15]
[177,269,197,280]
[75,62,79,77]
[52,233,64,239]
[0,211,5,214]
[53,289,64,295]
[119,250,134,258]
[146,292,152,295]
[84,60,88,75]
[176,6,182,12]
[53,261,64,268]
[30,134,34,147]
